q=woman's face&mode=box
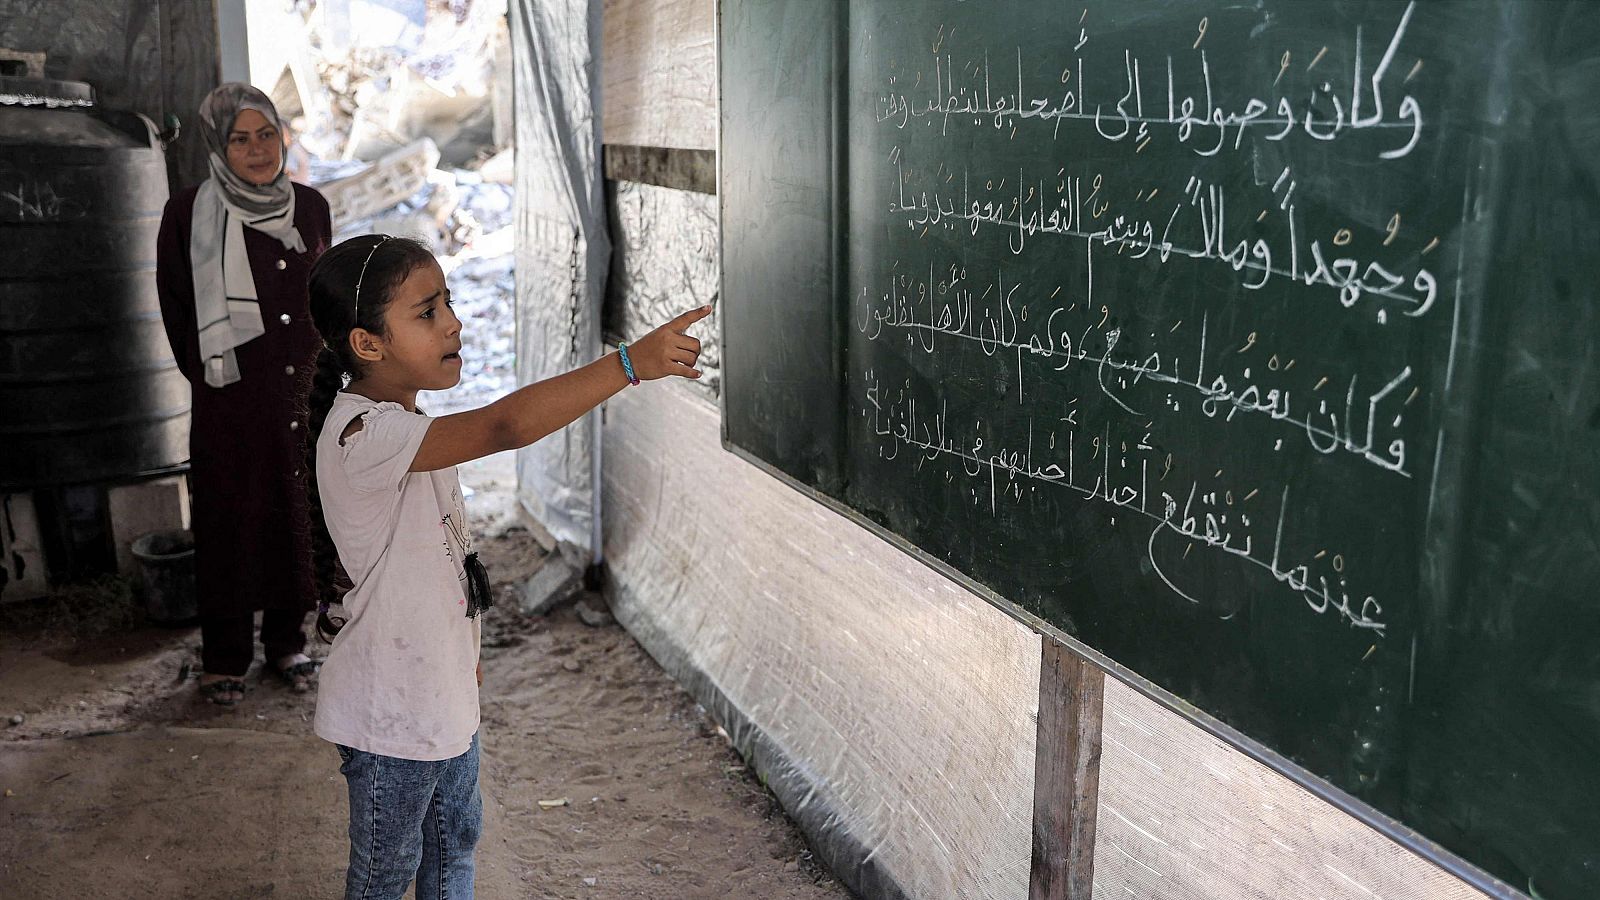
[225,108,282,186]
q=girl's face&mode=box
[226,108,283,186]
[362,258,464,392]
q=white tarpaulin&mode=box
[508,0,608,555]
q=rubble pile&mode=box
[257,0,517,412]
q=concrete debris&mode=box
[574,597,614,629]
[477,146,513,184]
[518,558,582,618]
[256,2,520,417]
[554,540,589,570]
[259,1,510,167]
[319,138,440,227]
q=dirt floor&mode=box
[0,456,852,900]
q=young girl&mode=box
[302,234,708,898]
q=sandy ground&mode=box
[0,454,851,900]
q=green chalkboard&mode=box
[720,2,1600,896]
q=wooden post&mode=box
[159,0,221,189]
[1031,637,1106,900]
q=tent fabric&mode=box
[507,0,609,553]
[602,383,1043,900]
[603,179,721,395]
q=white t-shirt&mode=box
[312,391,481,761]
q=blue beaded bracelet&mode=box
[617,342,640,385]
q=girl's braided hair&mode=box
[300,234,435,641]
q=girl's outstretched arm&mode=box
[409,305,711,472]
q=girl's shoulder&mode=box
[329,392,429,442]
[325,393,434,494]
[332,391,422,414]
[331,391,400,425]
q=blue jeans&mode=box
[336,733,482,900]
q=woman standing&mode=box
[156,84,333,705]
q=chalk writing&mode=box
[874,3,1422,159]
[0,178,87,223]
[850,1,1447,638]
[861,373,1386,633]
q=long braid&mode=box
[306,344,348,642]
[302,234,436,642]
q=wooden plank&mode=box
[601,0,716,150]
[158,0,220,189]
[1031,637,1105,900]
[603,144,715,194]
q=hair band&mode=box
[352,234,394,320]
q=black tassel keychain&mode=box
[464,551,493,618]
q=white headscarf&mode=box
[189,83,307,388]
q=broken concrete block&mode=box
[574,596,614,628]
[477,147,513,185]
[554,540,593,573]
[518,557,581,617]
[107,476,190,578]
[321,137,440,228]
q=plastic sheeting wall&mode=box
[603,381,1041,900]
[1091,678,1490,900]
[603,179,721,396]
[508,0,607,552]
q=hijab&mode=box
[189,83,307,388]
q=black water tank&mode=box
[0,76,188,491]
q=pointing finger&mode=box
[670,304,713,332]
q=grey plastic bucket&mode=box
[130,529,197,626]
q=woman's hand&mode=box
[476,661,483,687]
[626,305,712,381]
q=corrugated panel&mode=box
[603,178,720,396]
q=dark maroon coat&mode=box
[155,182,332,618]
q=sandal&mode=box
[199,678,247,707]
[269,657,321,693]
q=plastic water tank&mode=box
[0,76,188,490]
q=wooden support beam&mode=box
[601,0,716,150]
[159,0,220,189]
[603,144,716,194]
[1031,637,1106,900]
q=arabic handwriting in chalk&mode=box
[875,3,1424,160]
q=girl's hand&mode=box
[626,305,712,381]
[412,304,714,472]
[476,661,483,686]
